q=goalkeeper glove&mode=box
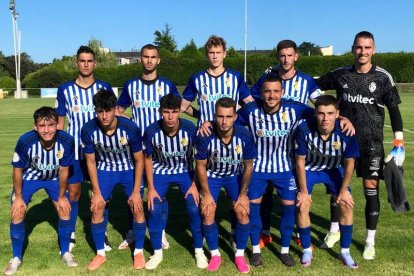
[387,139,405,167]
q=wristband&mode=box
[394,139,404,147]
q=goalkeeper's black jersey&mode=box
[316,65,401,143]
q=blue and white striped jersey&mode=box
[144,118,196,175]
[81,116,143,172]
[237,100,313,173]
[117,77,180,135]
[295,119,359,171]
[12,130,74,181]
[183,69,251,127]
[55,79,113,160]
[251,68,321,104]
[194,124,256,178]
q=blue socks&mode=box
[280,204,295,247]
[298,226,311,249]
[339,224,353,248]
[58,219,71,255]
[133,221,146,250]
[249,202,261,246]
[203,222,219,251]
[91,221,106,251]
[148,198,163,250]
[235,222,250,250]
[10,221,25,260]
[69,200,79,234]
[185,195,203,248]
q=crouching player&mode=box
[295,95,359,269]
[5,107,77,276]
[81,89,146,271]
[143,94,207,269]
[195,98,256,273]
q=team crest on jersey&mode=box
[181,138,188,146]
[13,152,20,163]
[56,150,63,159]
[332,141,341,150]
[201,94,208,102]
[157,86,163,94]
[256,129,265,137]
[235,144,242,154]
[281,112,289,122]
[225,77,231,87]
[120,136,127,146]
[294,81,299,91]
[134,101,141,107]
[369,82,377,93]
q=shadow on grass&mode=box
[23,198,58,256]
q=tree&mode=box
[179,39,203,59]
[87,38,117,67]
[154,23,177,53]
[4,52,47,80]
[226,46,242,58]
[298,42,322,56]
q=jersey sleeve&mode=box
[315,71,338,91]
[129,124,143,153]
[116,81,132,108]
[182,75,198,102]
[143,130,155,156]
[294,125,308,156]
[382,78,401,109]
[242,133,257,160]
[306,77,323,100]
[238,76,252,101]
[59,135,75,167]
[343,135,360,159]
[299,104,314,120]
[169,82,180,97]
[55,85,67,116]
[194,136,208,160]
[11,136,29,168]
[80,127,95,154]
[236,102,253,126]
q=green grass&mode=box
[0,94,413,275]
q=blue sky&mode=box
[1,0,413,63]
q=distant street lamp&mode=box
[10,0,22,99]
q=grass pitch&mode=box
[0,93,413,275]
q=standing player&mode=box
[250,40,324,248]
[180,35,254,127]
[295,95,359,269]
[237,74,315,267]
[195,98,256,273]
[82,89,146,271]
[316,31,405,260]
[4,107,78,276]
[56,45,113,251]
[116,43,179,249]
[143,94,207,270]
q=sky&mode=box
[1,0,414,63]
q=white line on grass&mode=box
[384,124,414,134]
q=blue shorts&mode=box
[68,159,86,184]
[209,175,240,203]
[306,167,349,196]
[11,179,59,205]
[97,170,142,201]
[153,173,193,199]
[248,171,297,201]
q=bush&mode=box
[0,76,16,90]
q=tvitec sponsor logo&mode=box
[134,100,160,108]
[201,93,231,102]
[73,104,95,113]
[256,128,290,137]
[342,93,374,104]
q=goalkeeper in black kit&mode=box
[316,31,405,261]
